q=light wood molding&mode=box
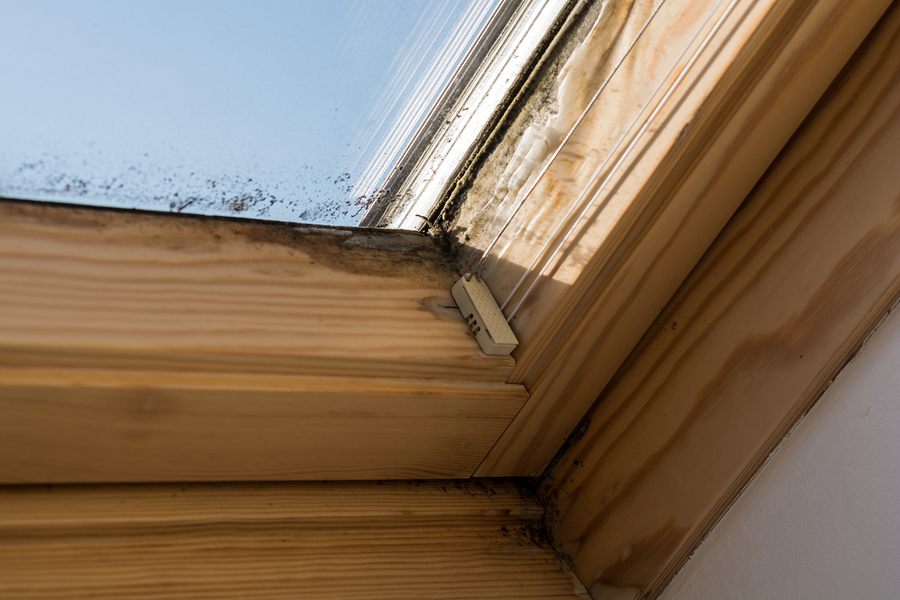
[0,200,511,381]
[0,369,526,482]
[468,0,891,477]
[540,3,900,597]
[0,201,525,482]
[0,479,544,536]
[0,480,589,599]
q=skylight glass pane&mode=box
[0,0,499,226]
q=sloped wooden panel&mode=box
[469,0,891,477]
[541,4,900,597]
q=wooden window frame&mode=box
[541,4,900,594]
[3,1,898,598]
[0,0,889,486]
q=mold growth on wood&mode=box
[0,197,457,288]
[429,0,612,264]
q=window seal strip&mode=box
[358,0,575,229]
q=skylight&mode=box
[0,0,503,226]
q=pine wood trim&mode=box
[0,200,511,381]
[0,479,544,535]
[540,4,900,596]
[0,201,524,482]
[0,480,589,599]
[0,368,526,482]
[472,0,891,477]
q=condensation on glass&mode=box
[0,0,499,226]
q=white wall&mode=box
[658,305,900,600]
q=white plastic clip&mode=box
[452,274,519,356]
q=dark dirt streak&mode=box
[0,197,457,288]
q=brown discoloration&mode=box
[474,0,890,480]
[559,217,900,551]
[540,5,900,597]
[585,519,690,594]
[439,0,606,255]
[0,198,456,289]
[552,163,900,530]
[548,17,900,495]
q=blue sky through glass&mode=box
[0,0,498,225]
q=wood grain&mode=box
[540,4,900,597]
[0,480,589,599]
[0,368,526,482]
[467,0,891,476]
[0,479,544,535]
[0,201,527,482]
[0,201,512,382]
